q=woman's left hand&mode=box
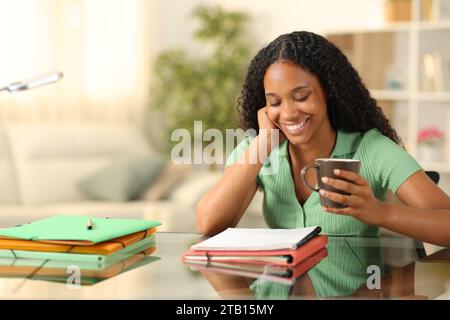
[319,169,388,226]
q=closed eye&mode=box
[294,93,310,102]
[268,93,310,107]
[269,101,281,107]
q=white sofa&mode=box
[0,123,265,232]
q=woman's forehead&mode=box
[264,61,316,91]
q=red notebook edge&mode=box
[289,247,328,279]
[182,235,328,267]
[187,247,328,285]
[288,235,328,266]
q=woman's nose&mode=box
[279,100,300,122]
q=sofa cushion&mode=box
[4,124,153,205]
[142,163,193,201]
[5,124,152,158]
[168,171,222,207]
[77,155,166,201]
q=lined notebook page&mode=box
[191,226,320,251]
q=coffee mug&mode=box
[300,158,361,208]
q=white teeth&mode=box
[285,118,310,130]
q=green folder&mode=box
[0,215,161,245]
[0,234,157,264]
[0,236,158,271]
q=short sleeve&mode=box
[225,136,262,186]
[225,136,252,168]
[360,129,422,193]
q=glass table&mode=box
[0,232,448,300]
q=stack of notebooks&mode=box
[0,215,161,285]
[182,226,328,285]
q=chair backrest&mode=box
[425,171,440,184]
[415,171,440,258]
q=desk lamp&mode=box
[0,72,63,93]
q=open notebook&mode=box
[184,235,327,267]
[184,226,326,268]
[188,248,328,285]
[191,226,321,251]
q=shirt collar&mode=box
[332,130,362,157]
[278,130,362,157]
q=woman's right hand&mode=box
[257,106,286,149]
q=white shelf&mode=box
[326,0,450,192]
[326,23,411,35]
[326,20,450,35]
[370,90,450,101]
[418,20,450,31]
[420,162,450,173]
[418,92,450,101]
[371,90,410,100]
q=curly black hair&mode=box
[237,31,402,145]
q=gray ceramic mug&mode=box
[300,158,361,208]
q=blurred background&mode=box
[0,0,449,234]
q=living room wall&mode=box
[156,0,385,54]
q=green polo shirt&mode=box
[225,128,422,236]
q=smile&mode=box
[281,117,311,134]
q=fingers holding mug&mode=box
[300,158,361,209]
[320,176,361,195]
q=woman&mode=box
[196,31,450,246]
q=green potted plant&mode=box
[147,5,253,161]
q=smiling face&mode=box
[264,59,332,147]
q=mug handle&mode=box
[300,164,320,192]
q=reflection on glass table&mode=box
[192,236,450,300]
[187,247,328,286]
[0,233,448,300]
[0,236,159,286]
